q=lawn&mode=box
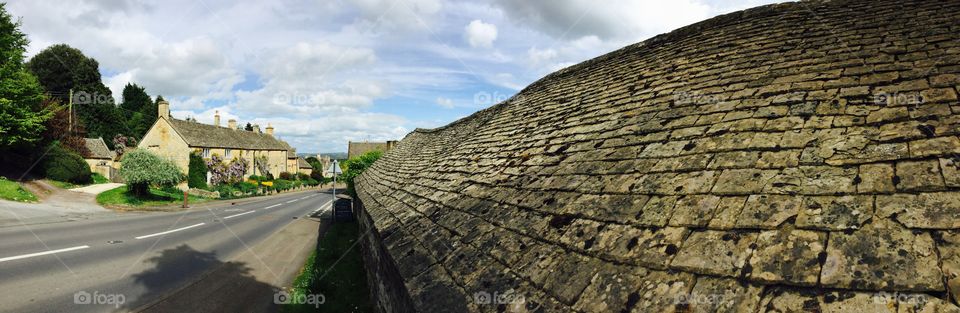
[0,178,38,202]
[96,186,209,209]
[48,173,109,189]
[284,221,372,313]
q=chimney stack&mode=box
[253,124,261,133]
[158,100,170,119]
[228,119,237,130]
[265,123,274,136]
[214,111,220,127]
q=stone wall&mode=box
[356,0,960,311]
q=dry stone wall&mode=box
[355,0,960,311]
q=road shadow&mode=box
[123,244,281,313]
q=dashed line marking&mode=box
[286,200,297,204]
[135,223,206,240]
[265,204,281,209]
[0,245,90,263]
[223,211,255,219]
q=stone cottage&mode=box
[82,137,117,180]
[138,101,294,188]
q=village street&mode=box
[0,189,335,313]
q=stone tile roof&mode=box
[166,118,290,150]
[354,0,960,311]
[82,137,114,160]
[297,157,311,169]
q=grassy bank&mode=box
[96,186,208,209]
[284,221,372,313]
[0,178,37,202]
[48,173,109,189]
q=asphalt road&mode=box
[0,190,336,313]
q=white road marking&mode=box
[0,245,90,263]
[300,196,309,200]
[135,223,206,240]
[223,211,255,219]
[265,204,281,209]
[286,200,297,203]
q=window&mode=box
[225,149,232,158]
[202,148,211,158]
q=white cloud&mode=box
[7,0,791,152]
[464,19,498,48]
[492,0,711,42]
[435,97,454,108]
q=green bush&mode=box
[43,143,92,184]
[91,173,109,184]
[188,152,207,189]
[341,150,382,197]
[296,172,310,180]
[213,184,237,199]
[237,181,257,194]
[274,179,292,191]
[279,172,294,180]
[120,149,184,196]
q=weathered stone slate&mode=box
[820,219,941,291]
[352,1,960,311]
[671,230,758,277]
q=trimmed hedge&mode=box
[188,152,207,189]
[43,143,92,184]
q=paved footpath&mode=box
[137,215,330,313]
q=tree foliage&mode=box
[341,150,382,197]
[27,44,126,148]
[119,149,184,195]
[120,83,156,138]
[0,3,50,149]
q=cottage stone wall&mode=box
[356,0,960,312]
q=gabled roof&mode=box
[297,157,311,169]
[83,137,115,160]
[166,118,290,150]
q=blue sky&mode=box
[8,0,787,152]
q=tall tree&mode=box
[0,3,50,150]
[244,122,253,131]
[120,83,154,137]
[26,44,126,147]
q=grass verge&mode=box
[96,186,209,210]
[48,173,110,189]
[0,178,37,202]
[283,221,372,313]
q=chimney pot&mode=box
[214,111,220,127]
[265,123,274,136]
[228,119,237,130]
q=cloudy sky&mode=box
[8,0,786,153]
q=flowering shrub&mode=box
[206,155,248,185]
[120,149,184,195]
